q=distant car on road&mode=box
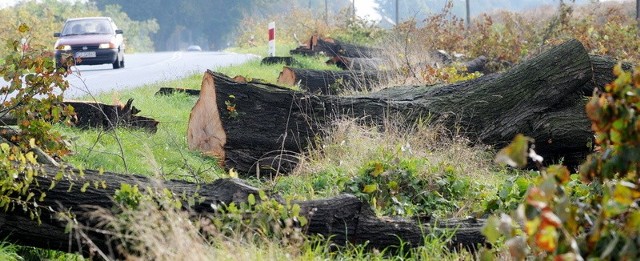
[186,45,202,52]
[54,17,125,69]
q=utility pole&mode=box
[352,0,356,21]
[395,0,399,25]
[466,0,470,29]
[325,0,329,25]
[637,0,640,31]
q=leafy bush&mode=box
[0,24,77,226]
[0,24,72,156]
[485,64,640,259]
[344,158,477,217]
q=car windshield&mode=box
[62,19,112,36]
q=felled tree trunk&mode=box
[66,99,158,133]
[155,87,200,96]
[277,67,387,94]
[327,56,386,70]
[290,35,380,58]
[188,39,598,175]
[0,99,158,133]
[0,164,486,258]
[261,56,297,66]
[462,55,488,74]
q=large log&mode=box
[0,99,159,133]
[260,56,297,66]
[290,35,380,58]
[327,56,386,71]
[0,164,486,257]
[66,99,159,133]
[277,66,387,94]
[188,39,597,175]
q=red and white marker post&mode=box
[268,21,275,57]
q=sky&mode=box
[353,0,384,21]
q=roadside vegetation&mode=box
[0,0,639,260]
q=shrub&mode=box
[485,64,640,259]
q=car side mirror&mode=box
[53,32,61,37]
[115,29,123,34]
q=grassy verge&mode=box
[58,74,224,182]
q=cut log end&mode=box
[232,75,248,84]
[187,72,226,165]
[276,67,296,86]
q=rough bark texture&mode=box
[155,87,200,96]
[190,39,598,174]
[463,55,488,74]
[261,56,297,66]
[290,35,380,58]
[0,165,485,257]
[277,66,387,94]
[327,56,386,71]
[0,99,158,133]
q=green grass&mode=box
[57,74,225,182]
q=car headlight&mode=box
[56,45,71,51]
[99,42,117,49]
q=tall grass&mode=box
[57,74,225,181]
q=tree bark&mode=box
[0,99,159,133]
[155,87,201,96]
[327,56,386,70]
[261,56,297,66]
[462,55,488,74]
[277,66,387,94]
[65,99,159,133]
[0,164,486,257]
[290,35,380,58]
[187,39,599,175]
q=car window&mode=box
[62,19,113,36]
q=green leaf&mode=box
[298,216,308,227]
[26,192,35,202]
[482,215,501,244]
[610,129,622,144]
[291,203,301,217]
[258,190,267,201]
[18,23,29,33]
[80,182,90,193]
[247,193,256,206]
[0,143,9,153]
[494,134,532,168]
[388,180,399,191]
[371,162,384,177]
[363,184,377,194]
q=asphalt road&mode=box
[60,51,257,98]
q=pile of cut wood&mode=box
[184,39,623,177]
[278,35,389,94]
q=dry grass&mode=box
[285,117,500,202]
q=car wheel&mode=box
[112,56,121,69]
